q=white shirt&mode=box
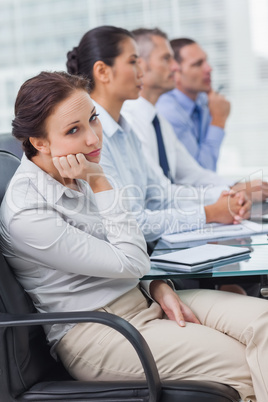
[95,101,208,242]
[0,155,150,351]
[122,96,230,204]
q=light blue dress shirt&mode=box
[95,101,207,243]
[156,89,225,171]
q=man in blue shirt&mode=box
[156,38,230,172]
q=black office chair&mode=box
[0,150,21,205]
[0,252,241,402]
[0,133,23,159]
[0,150,241,401]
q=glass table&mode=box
[154,234,268,251]
[154,204,268,251]
[142,234,268,281]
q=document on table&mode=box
[161,220,268,244]
[150,244,251,272]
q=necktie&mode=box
[191,104,202,143]
[152,114,172,181]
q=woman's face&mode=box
[109,37,143,101]
[45,89,102,163]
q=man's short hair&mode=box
[131,28,168,59]
[170,38,196,63]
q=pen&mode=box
[217,84,224,93]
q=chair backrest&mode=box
[0,133,23,159]
[0,150,68,397]
[0,150,20,204]
[0,251,67,398]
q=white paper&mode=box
[161,220,268,244]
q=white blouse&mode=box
[0,155,150,351]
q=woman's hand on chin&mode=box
[53,153,112,193]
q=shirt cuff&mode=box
[140,279,175,302]
[208,126,225,144]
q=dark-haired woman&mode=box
[64,25,268,401]
[0,69,150,375]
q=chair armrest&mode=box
[0,310,161,402]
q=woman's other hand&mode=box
[150,280,200,327]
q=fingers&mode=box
[172,308,186,327]
[53,155,73,178]
[234,191,246,205]
[151,282,200,328]
[76,153,87,165]
[52,156,71,178]
[63,154,77,171]
[214,189,252,224]
[232,198,252,223]
[52,156,63,174]
[161,296,187,327]
[164,296,200,327]
[232,180,268,202]
[239,199,252,217]
[52,154,82,178]
[180,301,201,325]
[188,314,201,325]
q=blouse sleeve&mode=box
[8,188,150,279]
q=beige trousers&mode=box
[56,286,268,402]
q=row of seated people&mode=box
[1,25,268,401]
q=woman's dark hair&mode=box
[66,25,134,91]
[12,71,91,159]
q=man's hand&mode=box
[150,280,200,327]
[205,190,251,224]
[208,90,230,128]
[53,153,112,193]
[231,180,268,202]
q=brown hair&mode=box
[12,71,91,159]
[170,38,196,63]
